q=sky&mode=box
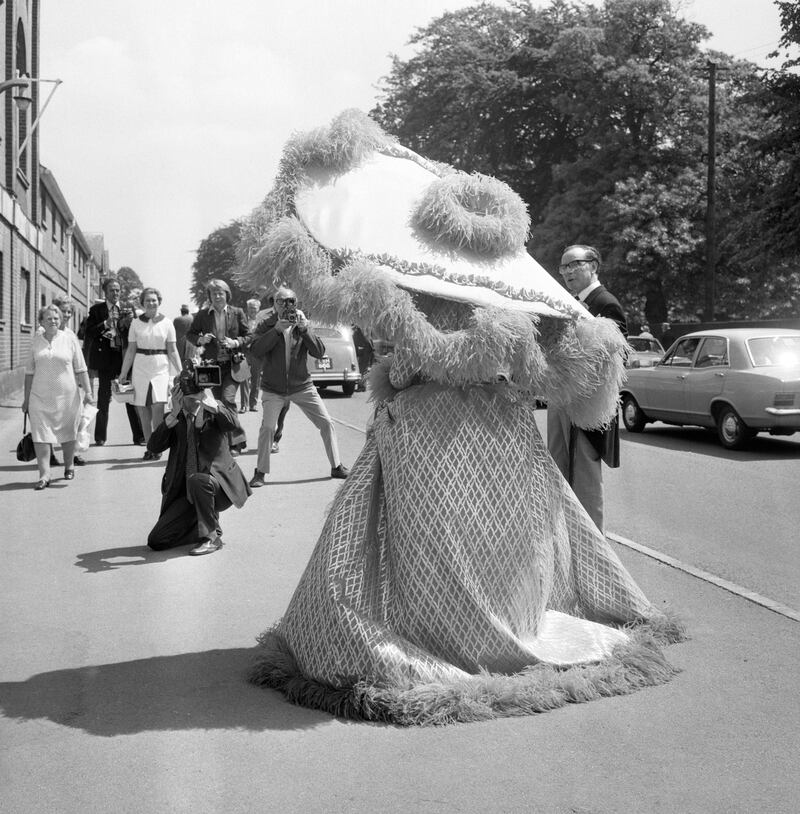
[39,0,792,316]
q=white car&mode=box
[620,328,800,449]
[307,324,362,397]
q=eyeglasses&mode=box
[276,297,296,305]
[559,259,593,272]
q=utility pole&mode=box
[704,60,717,322]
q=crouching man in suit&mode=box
[146,363,252,556]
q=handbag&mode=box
[111,379,136,403]
[16,414,35,462]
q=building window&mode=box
[20,268,31,324]
[51,205,56,241]
[0,251,4,317]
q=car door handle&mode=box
[714,372,725,377]
[676,374,686,380]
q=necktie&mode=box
[186,419,199,503]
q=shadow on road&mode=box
[0,478,72,491]
[74,545,188,572]
[0,648,334,735]
[621,425,800,461]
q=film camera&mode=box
[180,358,221,393]
[277,295,298,324]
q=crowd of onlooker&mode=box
[19,277,356,556]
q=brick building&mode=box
[0,0,108,402]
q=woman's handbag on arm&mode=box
[16,414,35,462]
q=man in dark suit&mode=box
[173,303,194,362]
[83,277,144,446]
[186,279,252,454]
[146,366,252,556]
[547,245,627,532]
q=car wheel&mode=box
[621,394,646,432]
[716,405,753,450]
[342,382,356,397]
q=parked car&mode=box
[626,335,665,368]
[307,324,361,396]
[620,328,800,449]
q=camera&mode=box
[194,363,222,387]
[283,303,298,324]
[180,358,221,394]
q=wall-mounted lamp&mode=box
[12,92,32,111]
[0,72,62,156]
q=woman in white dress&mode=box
[119,287,182,458]
[22,304,95,489]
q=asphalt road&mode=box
[2,394,799,813]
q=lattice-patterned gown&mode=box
[251,302,681,725]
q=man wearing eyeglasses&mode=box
[547,245,627,533]
[247,287,349,487]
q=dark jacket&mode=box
[84,301,135,373]
[186,305,252,362]
[583,285,627,337]
[583,284,627,467]
[249,313,326,395]
[147,400,251,511]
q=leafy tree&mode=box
[758,0,800,257]
[113,266,144,306]
[190,221,250,307]
[373,0,788,324]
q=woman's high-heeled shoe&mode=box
[64,468,75,480]
[34,478,51,491]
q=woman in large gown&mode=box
[237,110,684,724]
[22,304,95,489]
[119,287,182,458]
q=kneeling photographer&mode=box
[185,279,252,455]
[146,361,252,556]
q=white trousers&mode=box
[256,383,340,474]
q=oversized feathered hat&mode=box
[236,110,625,427]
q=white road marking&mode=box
[607,532,800,623]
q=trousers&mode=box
[546,407,604,532]
[256,383,340,474]
[147,473,233,549]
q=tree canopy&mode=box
[190,221,251,307]
[372,0,800,328]
[113,266,144,306]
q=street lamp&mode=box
[0,72,62,156]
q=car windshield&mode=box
[747,336,800,367]
[629,338,663,353]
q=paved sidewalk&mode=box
[1,401,798,813]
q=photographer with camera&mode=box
[83,278,146,448]
[145,362,252,556]
[248,286,349,487]
[186,280,252,455]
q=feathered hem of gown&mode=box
[250,615,685,727]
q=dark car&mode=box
[620,328,800,449]
[307,324,362,397]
